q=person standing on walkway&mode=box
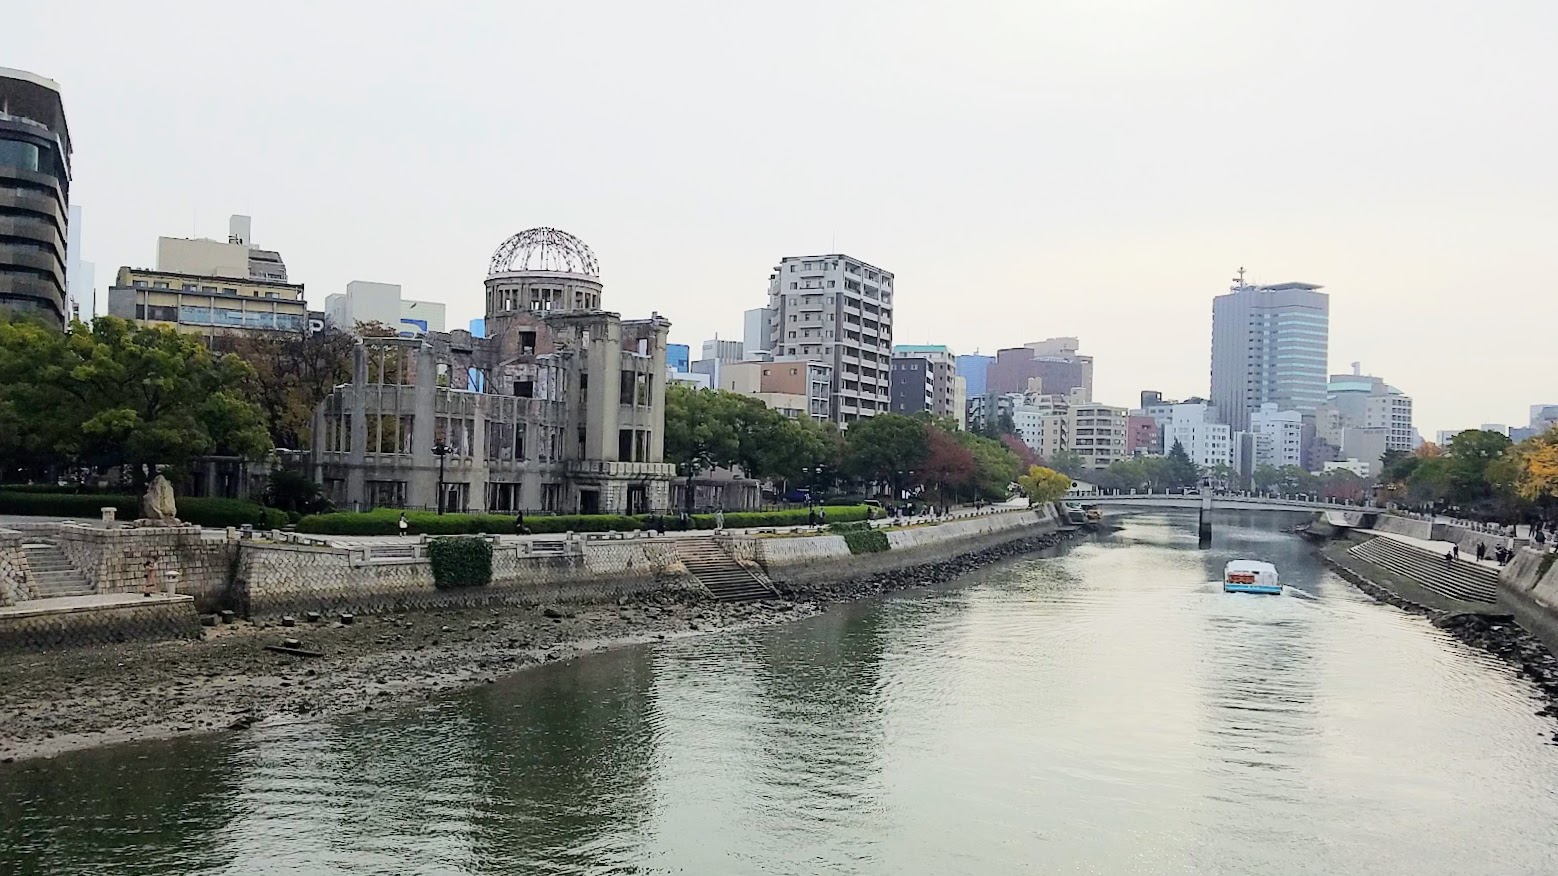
[1477,542,1487,562]
[1452,544,1460,560]
[714,507,725,531]
[808,505,817,526]
[1445,549,1455,569]
[515,510,530,536]
[398,512,409,537]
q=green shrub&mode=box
[0,491,284,528]
[427,537,492,589]
[827,520,873,533]
[179,498,288,529]
[0,491,137,519]
[842,529,890,554]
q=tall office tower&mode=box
[0,68,71,328]
[1209,270,1328,432]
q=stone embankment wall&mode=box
[1500,549,1558,653]
[750,507,1058,585]
[0,523,237,611]
[51,525,237,612]
[0,530,34,606]
[233,537,697,620]
[1370,515,1435,541]
[0,595,201,654]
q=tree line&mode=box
[663,384,1025,505]
[1378,429,1558,521]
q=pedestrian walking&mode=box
[1452,544,1460,560]
[1445,549,1455,569]
[515,510,530,536]
[1476,542,1487,562]
[808,506,817,526]
[714,507,725,531]
[819,507,828,524]
[655,514,667,536]
[397,512,409,537]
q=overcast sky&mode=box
[11,1,1556,436]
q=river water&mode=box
[4,514,1558,875]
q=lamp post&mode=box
[432,441,453,515]
[803,465,826,508]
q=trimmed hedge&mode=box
[0,491,287,528]
[842,529,890,554]
[827,520,873,534]
[427,537,493,589]
[296,509,644,536]
[295,505,874,536]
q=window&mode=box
[145,304,177,322]
[132,279,148,288]
[153,281,170,289]
[0,139,42,172]
[201,286,217,293]
[223,287,238,295]
[790,282,797,289]
[788,331,796,339]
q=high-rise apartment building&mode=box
[1325,365,1415,454]
[1210,273,1328,432]
[987,337,1093,398]
[764,254,893,424]
[0,68,71,329]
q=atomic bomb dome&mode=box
[488,227,599,278]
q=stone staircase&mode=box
[675,537,775,602]
[1348,536,1500,605]
[21,541,93,600]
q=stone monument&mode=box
[139,473,179,525]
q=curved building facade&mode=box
[0,68,71,329]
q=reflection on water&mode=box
[5,513,1558,875]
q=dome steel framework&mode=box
[487,227,600,278]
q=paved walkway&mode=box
[0,592,191,617]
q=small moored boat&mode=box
[1224,560,1280,595]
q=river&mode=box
[3,513,1557,875]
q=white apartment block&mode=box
[1166,402,1233,469]
[765,254,893,424]
[701,338,745,364]
[1250,403,1304,469]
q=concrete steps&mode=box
[675,538,774,602]
[21,541,93,599]
[1348,536,1500,605]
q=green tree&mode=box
[1163,440,1201,490]
[1019,465,1072,504]
[0,315,271,484]
[1252,464,1285,492]
[664,384,746,510]
[226,324,357,449]
[843,413,928,497]
[1442,429,1514,505]
[1046,449,1086,478]
[956,429,1022,500]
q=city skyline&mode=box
[9,1,1557,435]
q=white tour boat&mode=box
[1223,560,1280,595]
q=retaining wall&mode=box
[232,538,697,620]
[0,595,202,653]
[750,507,1058,585]
[1500,549,1558,653]
[48,525,238,613]
[0,530,34,606]
[1371,515,1435,541]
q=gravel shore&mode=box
[0,528,1081,764]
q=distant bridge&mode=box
[1075,493,1384,515]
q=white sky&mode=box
[10,0,1556,436]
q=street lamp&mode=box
[432,441,453,515]
[803,465,826,507]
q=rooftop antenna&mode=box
[1231,266,1247,290]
